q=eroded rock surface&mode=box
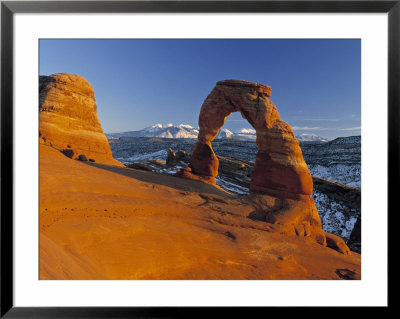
[39,73,122,166]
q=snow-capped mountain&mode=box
[107,124,240,140]
[217,128,234,139]
[296,133,329,143]
[106,123,199,139]
[233,128,256,140]
[107,124,330,142]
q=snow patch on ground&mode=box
[116,150,167,164]
[215,176,249,195]
[312,191,358,240]
[309,164,361,188]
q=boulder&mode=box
[62,148,76,159]
[39,73,122,166]
[77,154,88,161]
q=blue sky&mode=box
[39,39,360,140]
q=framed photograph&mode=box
[1,0,395,316]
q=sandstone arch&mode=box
[187,80,313,199]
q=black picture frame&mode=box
[1,0,395,317]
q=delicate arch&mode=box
[186,80,313,198]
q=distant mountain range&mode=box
[296,133,330,143]
[106,123,329,142]
[106,124,199,139]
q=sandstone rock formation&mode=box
[166,148,191,167]
[39,73,122,166]
[182,80,313,199]
[177,80,345,250]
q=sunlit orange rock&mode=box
[39,73,122,166]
